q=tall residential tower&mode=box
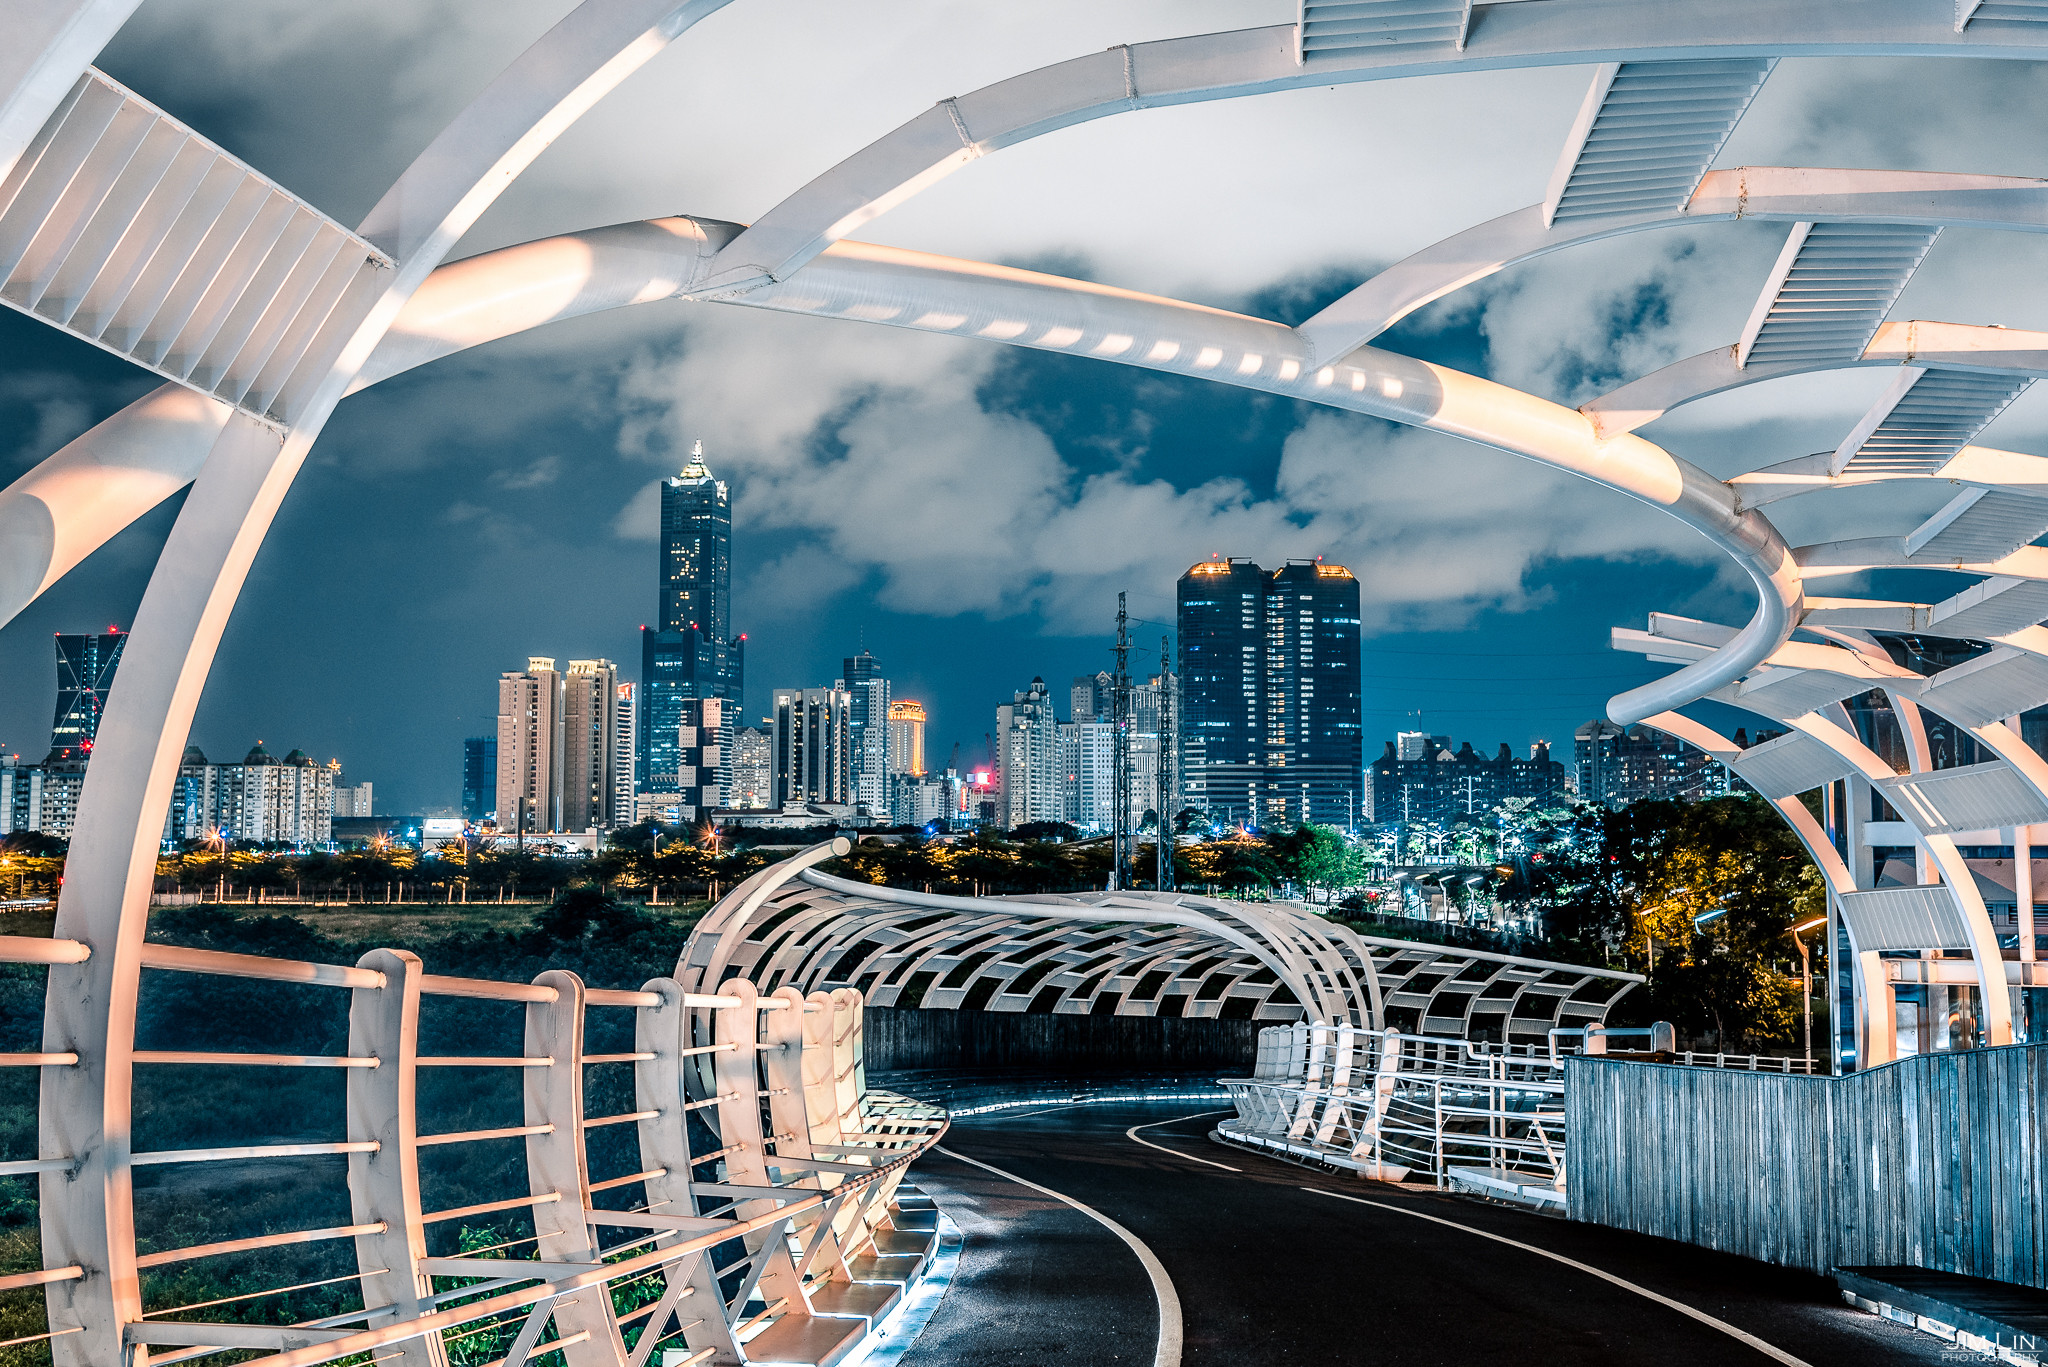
[1178,558,1362,827]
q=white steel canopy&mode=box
[12,1,2048,1360]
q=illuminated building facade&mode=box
[51,629,124,754]
[1178,558,1362,828]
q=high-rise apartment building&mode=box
[732,725,772,809]
[52,629,124,752]
[842,649,890,816]
[613,683,637,826]
[886,700,926,778]
[1574,721,1726,808]
[773,688,851,808]
[162,743,335,845]
[462,736,497,821]
[996,677,1061,828]
[642,443,746,792]
[497,657,561,834]
[1070,671,1113,724]
[1178,557,1362,827]
[560,660,619,831]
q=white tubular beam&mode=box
[356,218,1798,723]
[0,0,142,183]
[1302,168,2048,365]
[688,6,2048,297]
[345,949,442,1367]
[522,969,625,1367]
[1584,319,2048,438]
[0,384,229,632]
[631,978,742,1366]
[711,979,810,1313]
[34,5,757,1360]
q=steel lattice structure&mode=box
[12,0,2048,1359]
[682,840,1638,1041]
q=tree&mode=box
[1268,825,1358,903]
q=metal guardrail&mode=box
[0,932,946,1367]
[1217,1023,1817,1201]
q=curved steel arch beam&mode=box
[362,217,1802,724]
[1300,169,2048,365]
[1584,320,2048,439]
[686,6,2048,300]
[38,4,741,1361]
[0,0,142,180]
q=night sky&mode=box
[6,3,2048,813]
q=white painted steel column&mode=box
[523,969,625,1367]
[346,948,444,1367]
[632,977,742,1367]
[40,412,286,1366]
[711,980,808,1314]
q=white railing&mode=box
[1218,1025,1570,1199]
[1217,1021,1813,1203]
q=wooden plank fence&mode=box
[1567,1044,2048,1286]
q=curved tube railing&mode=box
[0,930,943,1367]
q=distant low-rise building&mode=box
[1574,720,1727,808]
[1366,738,1564,825]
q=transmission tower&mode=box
[1156,632,1176,892]
[1111,592,1132,891]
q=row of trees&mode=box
[8,791,1825,1050]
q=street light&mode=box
[1788,914,1825,1074]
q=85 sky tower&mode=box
[641,442,745,792]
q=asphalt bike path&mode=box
[898,1100,1955,1367]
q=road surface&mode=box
[898,1099,1953,1367]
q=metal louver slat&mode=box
[1728,729,1848,799]
[1927,576,2048,637]
[1542,60,1775,225]
[1831,367,2033,474]
[1297,0,1471,56]
[1736,223,1939,367]
[1880,762,2048,834]
[1907,489,2048,563]
[1964,1,2048,25]
[1838,887,1973,951]
[1918,647,2048,727]
[0,69,390,427]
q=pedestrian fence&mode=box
[0,929,946,1367]
[1217,1022,1814,1204]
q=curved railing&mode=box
[0,929,943,1367]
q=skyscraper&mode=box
[996,677,1060,828]
[498,657,561,834]
[842,649,890,815]
[561,659,619,831]
[886,700,926,778]
[773,688,851,807]
[1177,557,1362,827]
[733,725,772,809]
[1070,671,1113,724]
[462,736,497,821]
[661,442,730,641]
[642,442,745,793]
[52,629,124,753]
[613,683,637,826]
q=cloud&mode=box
[491,455,561,489]
[612,481,662,541]
[612,302,1725,636]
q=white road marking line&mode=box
[1126,1110,1241,1172]
[1302,1187,1814,1367]
[937,1145,1182,1367]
